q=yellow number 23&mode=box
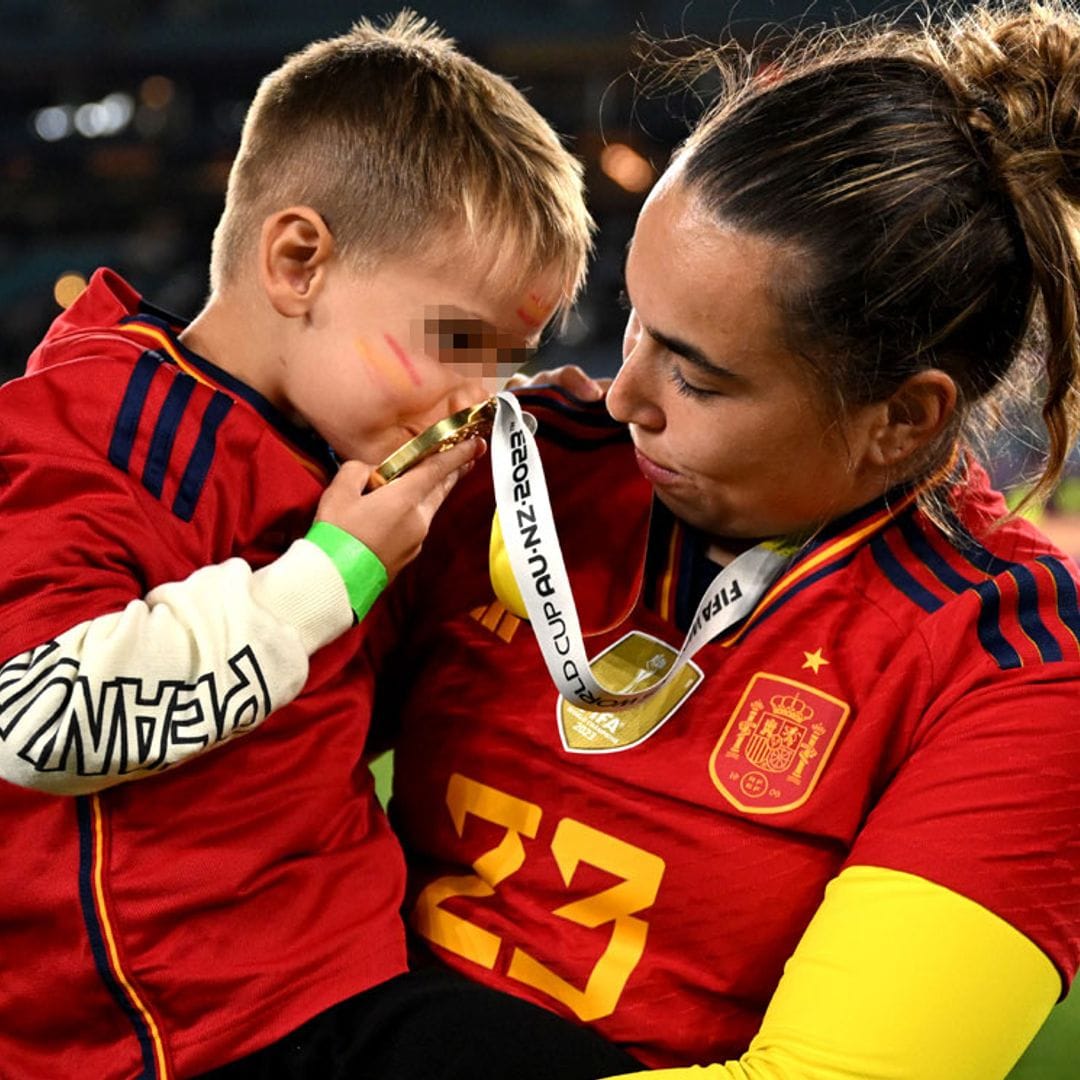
[412,772,666,1022]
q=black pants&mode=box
[198,967,644,1079]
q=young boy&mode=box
[0,14,640,1080]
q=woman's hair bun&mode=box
[944,2,1080,199]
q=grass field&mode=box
[1008,983,1080,1079]
[369,752,1079,1076]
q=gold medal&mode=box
[369,397,497,488]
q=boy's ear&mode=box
[258,206,335,317]
[865,369,958,470]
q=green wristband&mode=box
[305,521,388,622]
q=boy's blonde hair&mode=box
[211,10,593,312]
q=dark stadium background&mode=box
[2,3,1077,1074]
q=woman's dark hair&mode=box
[678,1,1080,510]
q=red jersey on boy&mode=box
[0,271,406,1079]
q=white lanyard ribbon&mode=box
[490,391,792,711]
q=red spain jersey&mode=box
[376,386,1080,1068]
[0,270,406,1079]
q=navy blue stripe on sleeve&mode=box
[896,515,977,593]
[107,353,161,474]
[973,579,1023,670]
[172,391,233,523]
[870,534,943,613]
[1035,555,1080,650]
[1009,563,1063,663]
[953,529,1017,577]
[141,373,195,500]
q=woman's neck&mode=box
[704,537,762,566]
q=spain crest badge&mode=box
[708,673,849,814]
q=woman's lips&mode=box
[633,447,681,486]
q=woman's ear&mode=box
[865,369,958,470]
[258,206,335,318]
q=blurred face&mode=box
[284,244,561,464]
[607,174,883,545]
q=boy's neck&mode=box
[180,286,288,412]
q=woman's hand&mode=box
[505,364,610,401]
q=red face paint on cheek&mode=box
[515,292,555,330]
[383,333,424,388]
[355,338,406,393]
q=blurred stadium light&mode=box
[0,0,913,383]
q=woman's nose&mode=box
[607,330,664,431]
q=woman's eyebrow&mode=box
[624,243,738,380]
[646,324,739,379]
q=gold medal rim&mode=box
[372,397,497,485]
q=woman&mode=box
[372,3,1080,1076]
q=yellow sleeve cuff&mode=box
[603,865,1059,1080]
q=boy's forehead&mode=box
[414,244,566,331]
[425,304,484,323]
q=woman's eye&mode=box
[670,363,718,400]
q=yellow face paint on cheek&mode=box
[354,336,421,394]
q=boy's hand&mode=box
[313,438,485,580]
[505,364,609,401]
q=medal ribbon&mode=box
[491,391,792,711]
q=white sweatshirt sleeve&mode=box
[0,538,355,795]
